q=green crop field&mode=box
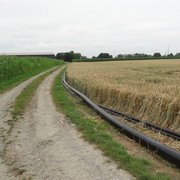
[0,56,63,93]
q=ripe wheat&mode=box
[67,60,180,133]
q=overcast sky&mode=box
[0,0,180,57]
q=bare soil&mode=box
[5,69,134,180]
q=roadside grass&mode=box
[8,67,62,135]
[52,70,170,180]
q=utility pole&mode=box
[167,45,170,55]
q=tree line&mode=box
[56,51,180,62]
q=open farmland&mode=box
[67,60,180,133]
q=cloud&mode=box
[0,0,180,57]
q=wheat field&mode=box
[67,60,180,133]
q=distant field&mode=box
[67,60,180,132]
[0,56,63,93]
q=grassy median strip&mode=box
[8,67,61,135]
[52,71,170,180]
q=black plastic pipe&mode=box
[61,74,180,167]
[99,105,180,141]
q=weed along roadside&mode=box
[52,70,172,180]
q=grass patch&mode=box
[52,70,170,180]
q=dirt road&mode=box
[0,68,58,180]
[5,69,134,179]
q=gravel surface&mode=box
[5,69,134,180]
[0,68,56,180]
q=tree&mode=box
[56,53,64,60]
[153,52,161,57]
[56,52,74,62]
[133,53,150,58]
[124,54,133,58]
[116,54,124,59]
[56,51,83,62]
[81,56,87,59]
[167,53,174,57]
[175,53,180,57]
[97,53,113,59]
[73,53,82,59]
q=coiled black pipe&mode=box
[61,74,180,167]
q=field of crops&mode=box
[67,60,180,132]
[0,56,62,92]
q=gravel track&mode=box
[0,68,56,180]
[5,68,134,180]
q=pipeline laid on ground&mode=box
[99,105,180,141]
[61,73,180,168]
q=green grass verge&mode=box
[8,66,63,135]
[52,70,170,180]
[0,58,64,94]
